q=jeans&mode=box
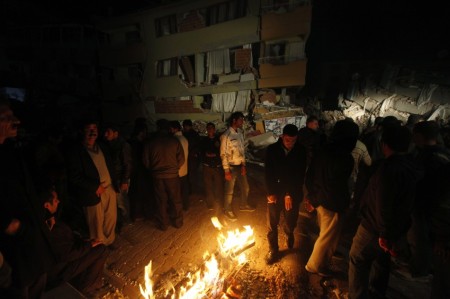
[223,166,249,212]
[349,224,391,299]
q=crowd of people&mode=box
[264,114,450,299]
[1,95,450,298]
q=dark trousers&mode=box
[203,165,224,210]
[349,224,391,299]
[407,212,432,276]
[48,244,107,293]
[267,195,300,252]
[180,175,190,210]
[431,243,450,299]
[153,177,183,227]
[2,273,47,299]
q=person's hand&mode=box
[303,198,315,213]
[45,217,56,231]
[241,165,247,176]
[284,194,292,211]
[267,195,277,204]
[4,219,21,235]
[120,183,129,192]
[224,170,232,181]
[96,185,106,197]
[378,237,397,257]
[433,241,450,262]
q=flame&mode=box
[140,218,254,298]
[139,261,155,299]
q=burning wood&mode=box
[139,218,256,299]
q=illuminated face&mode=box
[233,116,244,129]
[104,128,118,141]
[44,191,60,214]
[206,125,216,137]
[281,134,297,151]
[83,124,98,147]
[307,120,319,131]
[0,105,20,140]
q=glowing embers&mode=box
[139,217,255,299]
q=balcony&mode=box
[261,5,312,40]
[258,59,307,88]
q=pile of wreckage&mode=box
[190,65,450,165]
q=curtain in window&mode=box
[206,49,231,83]
[211,90,250,113]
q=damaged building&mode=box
[93,0,311,131]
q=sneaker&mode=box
[224,210,237,221]
[305,265,334,278]
[239,204,255,212]
[265,251,280,265]
[287,234,294,249]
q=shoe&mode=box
[239,204,255,212]
[287,234,294,249]
[305,265,334,278]
[392,267,433,283]
[156,223,168,231]
[224,210,237,221]
[265,251,280,265]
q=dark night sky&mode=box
[4,0,450,63]
[307,0,450,63]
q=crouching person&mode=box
[41,187,108,297]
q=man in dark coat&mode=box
[66,120,119,246]
[0,99,56,298]
[304,120,359,277]
[41,187,107,297]
[264,124,307,264]
[143,119,185,230]
[349,125,422,299]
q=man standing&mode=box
[199,122,224,212]
[103,124,132,231]
[264,124,307,264]
[298,115,321,166]
[304,120,359,277]
[0,98,56,298]
[66,120,118,246]
[348,125,422,298]
[143,119,185,230]
[169,121,190,211]
[220,112,254,221]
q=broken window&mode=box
[155,14,178,37]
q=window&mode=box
[42,26,60,44]
[126,31,141,44]
[155,15,178,37]
[207,0,247,26]
[259,39,305,64]
[156,58,178,77]
[62,26,82,44]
